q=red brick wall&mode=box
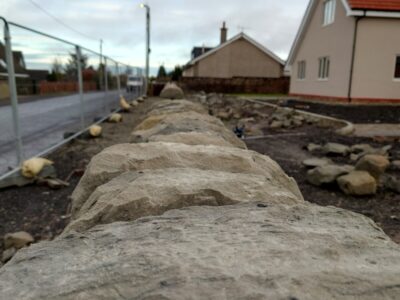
[180,77,289,94]
[39,81,97,94]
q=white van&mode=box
[127,76,144,93]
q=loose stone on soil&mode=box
[337,171,377,196]
[356,154,390,180]
[383,175,400,194]
[306,143,322,152]
[302,157,333,168]
[307,164,353,186]
[322,143,350,156]
[4,231,34,250]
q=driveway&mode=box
[0,90,132,175]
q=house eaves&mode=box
[285,0,400,72]
[187,32,285,67]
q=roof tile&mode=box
[347,0,400,11]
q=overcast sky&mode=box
[1,0,309,74]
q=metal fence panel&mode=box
[0,18,144,178]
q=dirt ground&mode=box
[0,95,399,257]
[244,125,400,244]
[274,99,400,124]
[205,95,400,243]
[0,98,158,252]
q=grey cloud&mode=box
[2,0,308,69]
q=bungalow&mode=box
[183,22,285,79]
[286,0,400,103]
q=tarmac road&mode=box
[0,90,129,175]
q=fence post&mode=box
[116,62,121,96]
[4,22,24,164]
[75,45,85,130]
[104,57,110,111]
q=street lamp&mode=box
[140,3,150,96]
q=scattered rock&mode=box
[88,125,102,138]
[4,231,34,250]
[391,160,400,170]
[136,97,144,103]
[131,100,139,107]
[307,164,353,186]
[382,175,400,194]
[302,157,333,168]
[245,125,264,137]
[350,144,391,160]
[351,144,376,154]
[1,247,16,263]
[269,120,283,129]
[21,158,54,179]
[0,165,56,190]
[2,204,400,300]
[322,143,350,156]
[65,168,302,233]
[119,96,131,111]
[356,154,390,180]
[108,113,123,123]
[216,109,233,120]
[337,171,377,196]
[37,178,70,190]
[160,82,184,99]
[306,143,322,152]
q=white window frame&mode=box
[318,57,330,80]
[394,55,400,81]
[323,0,336,26]
[297,60,306,80]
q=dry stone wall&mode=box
[1,94,400,299]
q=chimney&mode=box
[220,21,227,44]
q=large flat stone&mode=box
[1,203,400,300]
[146,99,207,116]
[159,83,185,100]
[131,111,246,149]
[65,168,302,233]
[70,142,303,215]
[148,131,239,148]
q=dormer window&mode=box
[323,0,336,26]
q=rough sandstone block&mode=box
[70,142,303,216]
[1,204,400,299]
[159,82,184,99]
[356,154,390,180]
[337,171,377,196]
[65,168,302,233]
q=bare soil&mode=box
[244,124,400,244]
[276,99,400,124]
[0,98,158,252]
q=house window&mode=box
[318,57,330,79]
[323,0,336,26]
[297,61,306,79]
[395,56,400,79]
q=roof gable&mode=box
[187,33,285,66]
